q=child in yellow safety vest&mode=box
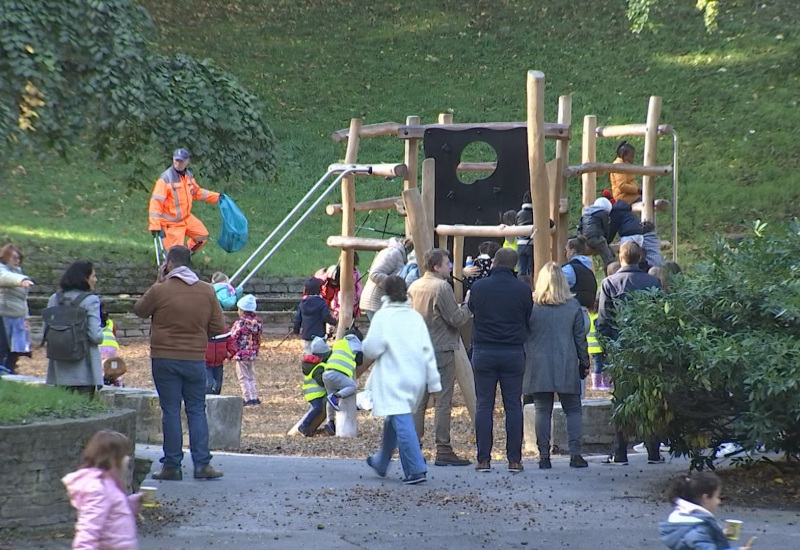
[321,330,364,435]
[296,337,332,437]
[99,303,124,387]
[587,299,610,391]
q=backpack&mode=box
[41,292,91,362]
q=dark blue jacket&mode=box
[608,200,642,242]
[596,265,661,341]
[469,267,533,347]
[293,295,336,341]
[659,511,732,550]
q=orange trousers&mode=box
[161,215,210,252]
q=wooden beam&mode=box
[581,115,597,209]
[335,118,360,342]
[452,235,465,302]
[331,121,401,143]
[554,94,572,265]
[565,163,672,179]
[632,199,670,213]
[527,70,551,284]
[421,158,436,245]
[327,162,407,178]
[327,236,390,251]
[438,113,453,124]
[398,122,571,140]
[404,115,420,236]
[641,96,663,223]
[456,162,497,173]
[402,187,433,276]
[595,123,673,139]
[326,196,402,216]
[436,224,552,237]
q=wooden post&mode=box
[452,235,465,302]
[438,113,453,125]
[641,96,662,224]
[402,187,433,275]
[421,158,436,251]
[335,396,357,438]
[335,119,361,340]
[454,340,476,422]
[527,71,551,285]
[553,95,572,264]
[403,115,421,236]
[581,115,597,209]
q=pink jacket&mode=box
[62,467,140,550]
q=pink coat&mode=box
[62,467,140,550]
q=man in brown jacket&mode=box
[134,245,227,480]
[408,248,472,466]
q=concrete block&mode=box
[335,395,357,438]
[524,398,615,455]
[206,394,243,449]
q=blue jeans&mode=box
[516,244,533,276]
[152,358,211,470]
[370,413,427,478]
[472,346,525,463]
[591,353,605,374]
[298,397,325,432]
[206,365,223,394]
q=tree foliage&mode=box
[1,0,277,189]
[607,220,800,469]
[626,0,720,34]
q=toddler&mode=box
[211,272,243,310]
[231,294,263,406]
[321,330,364,435]
[100,302,125,387]
[296,336,332,437]
[293,277,337,354]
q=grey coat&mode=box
[359,239,408,313]
[0,262,31,319]
[523,298,589,395]
[45,290,104,387]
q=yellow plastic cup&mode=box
[724,519,743,541]
[140,486,158,508]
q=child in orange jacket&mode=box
[609,141,642,205]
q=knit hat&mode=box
[304,277,323,295]
[344,333,363,353]
[237,294,257,312]
[594,197,613,213]
[310,336,330,356]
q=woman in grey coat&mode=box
[359,237,412,319]
[523,262,590,469]
[45,260,103,394]
[0,244,35,373]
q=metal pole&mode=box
[670,130,679,263]
[230,168,336,284]
[238,169,362,286]
[153,236,162,267]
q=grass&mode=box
[0,378,108,425]
[2,0,799,278]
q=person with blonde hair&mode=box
[523,262,590,469]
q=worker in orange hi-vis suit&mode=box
[148,148,221,253]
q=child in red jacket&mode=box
[205,327,235,395]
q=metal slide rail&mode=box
[229,163,393,286]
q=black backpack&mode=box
[42,292,91,362]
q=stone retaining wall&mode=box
[0,409,137,530]
[523,398,616,455]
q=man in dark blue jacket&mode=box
[596,241,662,465]
[468,247,533,473]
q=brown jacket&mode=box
[610,157,641,205]
[134,276,226,361]
[407,272,471,352]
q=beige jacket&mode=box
[407,272,471,352]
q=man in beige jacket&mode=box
[408,248,472,466]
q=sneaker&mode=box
[634,442,670,453]
[602,455,629,466]
[253,398,262,405]
[152,467,182,481]
[322,422,335,436]
[475,461,491,472]
[647,456,666,464]
[508,462,524,473]
[538,458,552,470]
[327,394,340,411]
[569,455,589,468]
[434,452,471,466]
[297,425,313,438]
[194,464,224,479]
[366,455,387,478]
[402,472,427,485]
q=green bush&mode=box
[607,220,800,468]
[0,379,108,425]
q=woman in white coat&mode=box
[363,275,441,485]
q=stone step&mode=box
[26,294,302,315]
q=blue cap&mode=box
[173,148,191,161]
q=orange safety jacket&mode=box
[148,167,220,231]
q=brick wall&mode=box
[0,409,136,530]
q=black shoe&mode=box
[602,455,629,466]
[194,464,224,479]
[538,458,552,469]
[475,461,491,472]
[648,455,666,464]
[569,455,589,468]
[152,467,182,481]
[508,462,524,473]
[402,472,427,485]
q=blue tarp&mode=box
[217,194,248,253]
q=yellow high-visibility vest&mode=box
[587,313,602,354]
[324,338,357,379]
[302,363,326,402]
[101,320,119,350]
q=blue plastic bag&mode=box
[217,194,248,253]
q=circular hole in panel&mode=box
[457,140,498,185]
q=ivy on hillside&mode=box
[626,0,720,33]
[0,0,277,190]
[607,220,800,468]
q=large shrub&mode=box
[607,220,800,468]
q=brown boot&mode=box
[152,467,182,481]
[194,464,224,479]
[435,451,471,466]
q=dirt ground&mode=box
[17,336,610,463]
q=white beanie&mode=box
[237,294,257,312]
[594,197,612,213]
[310,336,330,356]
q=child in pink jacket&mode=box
[62,430,141,550]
